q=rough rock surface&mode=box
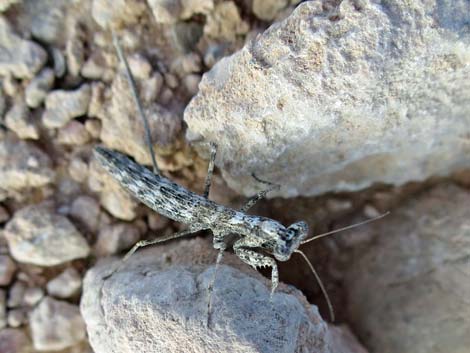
[47,268,82,299]
[0,134,55,192]
[30,296,86,351]
[184,0,470,197]
[3,203,90,266]
[147,0,214,24]
[0,254,16,285]
[88,157,138,220]
[0,289,5,329]
[7,281,26,308]
[342,184,470,353]
[252,0,290,21]
[0,16,47,79]
[91,0,147,29]
[0,0,20,12]
[94,73,182,167]
[25,67,55,108]
[4,100,39,140]
[0,328,32,353]
[93,222,140,256]
[23,287,44,307]
[81,238,366,353]
[43,84,91,129]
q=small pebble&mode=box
[0,255,16,286]
[23,287,45,307]
[84,118,102,139]
[5,100,40,140]
[183,74,201,96]
[69,195,100,233]
[68,157,89,183]
[4,203,90,266]
[52,47,66,77]
[7,281,26,308]
[25,68,55,108]
[141,73,163,103]
[47,268,82,299]
[30,297,86,351]
[128,54,152,80]
[363,204,381,218]
[94,222,140,256]
[164,73,179,89]
[0,205,9,223]
[43,84,91,129]
[0,328,32,353]
[7,308,27,328]
[81,51,107,80]
[57,120,91,145]
[0,289,6,329]
[326,198,353,213]
[148,212,169,231]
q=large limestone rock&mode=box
[184,0,470,197]
[81,238,367,353]
[342,183,470,353]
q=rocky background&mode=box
[0,0,469,352]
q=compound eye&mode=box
[286,229,296,241]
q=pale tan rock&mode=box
[204,2,249,41]
[25,68,55,108]
[88,158,138,221]
[7,308,27,328]
[57,121,91,145]
[147,0,213,24]
[0,204,9,223]
[252,0,289,21]
[185,0,470,197]
[47,268,82,299]
[43,84,91,129]
[0,255,16,285]
[4,203,90,266]
[69,195,101,233]
[91,0,147,29]
[0,134,55,192]
[66,22,86,77]
[0,16,47,79]
[96,73,181,165]
[68,157,89,183]
[0,289,5,329]
[94,222,140,256]
[30,297,86,351]
[0,0,20,12]
[4,100,39,140]
[28,0,67,45]
[23,287,44,307]
[7,281,26,308]
[0,328,32,353]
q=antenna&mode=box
[111,30,160,175]
[301,211,389,245]
[294,249,334,322]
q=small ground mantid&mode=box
[95,30,388,324]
